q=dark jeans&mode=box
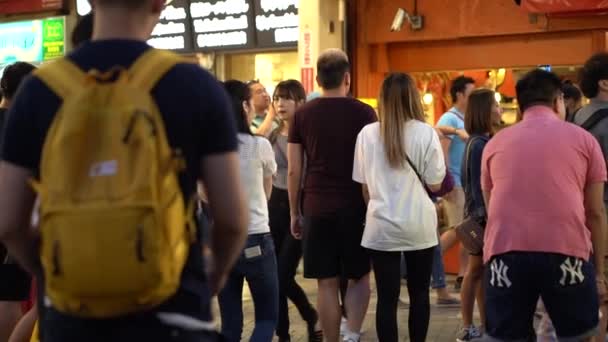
[218,233,278,342]
[371,246,435,342]
[269,188,317,338]
[41,308,219,342]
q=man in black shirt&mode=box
[0,1,248,341]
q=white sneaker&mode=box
[340,317,348,336]
[343,332,361,342]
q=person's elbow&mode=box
[427,183,442,193]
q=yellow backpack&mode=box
[32,49,195,318]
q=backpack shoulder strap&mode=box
[129,49,186,92]
[34,58,88,99]
[581,108,608,131]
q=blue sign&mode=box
[0,20,44,65]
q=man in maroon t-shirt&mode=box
[288,49,377,342]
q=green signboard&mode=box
[42,18,65,61]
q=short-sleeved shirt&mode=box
[574,99,608,205]
[0,40,238,321]
[238,133,277,235]
[437,107,466,187]
[272,134,288,190]
[353,121,445,252]
[481,106,607,263]
[288,97,377,216]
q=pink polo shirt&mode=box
[481,106,607,263]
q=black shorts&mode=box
[485,252,599,341]
[302,209,370,280]
[0,263,32,301]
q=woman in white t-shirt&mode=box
[353,73,446,342]
[218,80,278,342]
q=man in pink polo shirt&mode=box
[481,69,608,341]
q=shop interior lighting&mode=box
[423,93,434,105]
[495,92,503,103]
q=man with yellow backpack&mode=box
[0,0,249,341]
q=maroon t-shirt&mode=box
[289,97,377,216]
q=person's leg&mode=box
[278,233,319,335]
[541,254,599,342]
[340,209,371,340]
[317,277,342,342]
[344,274,370,337]
[302,215,341,342]
[370,250,401,342]
[476,269,486,329]
[485,253,539,341]
[245,234,279,342]
[440,188,468,284]
[461,254,484,327]
[269,188,291,340]
[404,246,435,342]
[217,260,245,342]
[431,244,459,303]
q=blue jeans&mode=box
[402,244,447,289]
[218,233,278,342]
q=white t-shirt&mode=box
[238,133,277,235]
[353,121,445,252]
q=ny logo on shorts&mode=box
[559,257,585,286]
[490,259,512,288]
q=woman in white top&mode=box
[218,80,278,342]
[353,73,446,342]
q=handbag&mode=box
[454,217,484,255]
[454,136,486,255]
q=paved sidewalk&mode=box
[231,274,472,342]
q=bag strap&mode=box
[34,58,88,99]
[129,49,185,92]
[405,155,426,191]
[581,108,608,131]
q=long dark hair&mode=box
[378,72,425,169]
[269,79,306,144]
[223,80,253,135]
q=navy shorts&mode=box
[485,252,599,341]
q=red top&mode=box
[289,97,377,216]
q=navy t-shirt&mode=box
[1,40,238,321]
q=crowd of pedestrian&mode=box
[1,1,608,342]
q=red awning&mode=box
[0,0,63,15]
[521,0,608,16]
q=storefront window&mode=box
[224,51,299,94]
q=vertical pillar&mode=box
[298,0,345,93]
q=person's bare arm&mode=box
[287,143,303,239]
[201,153,248,295]
[263,176,273,201]
[584,182,607,282]
[361,184,370,205]
[0,162,39,274]
[436,126,469,142]
[255,106,277,138]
